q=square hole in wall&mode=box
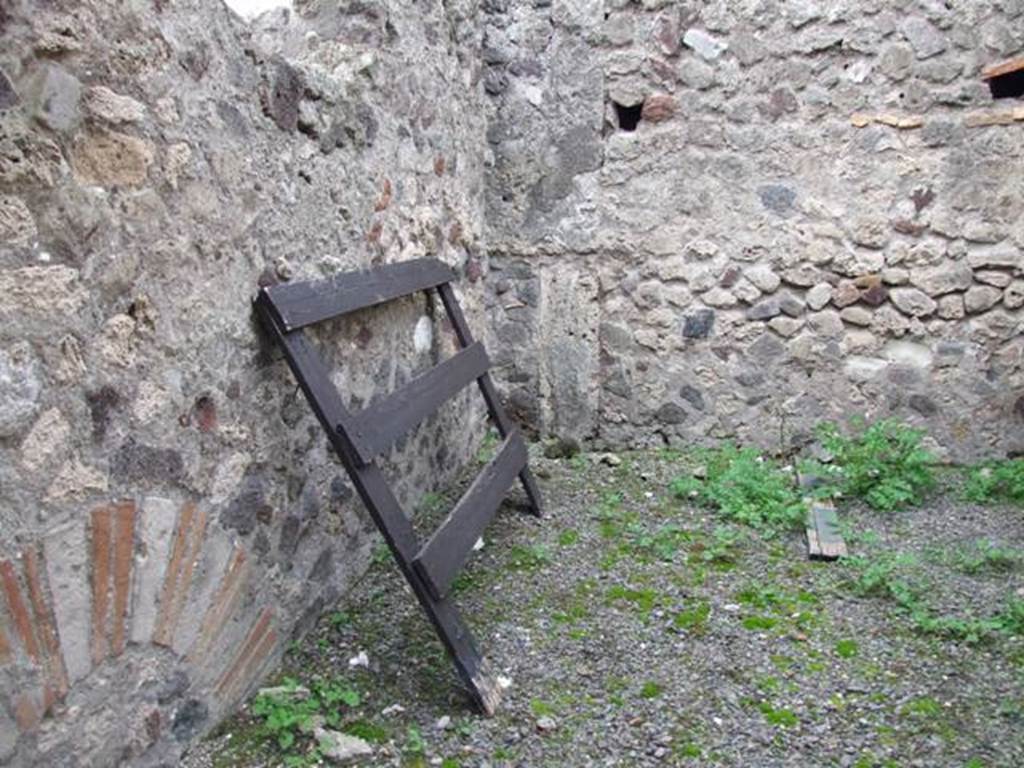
[983,57,1024,99]
[612,100,643,131]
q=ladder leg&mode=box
[437,283,543,517]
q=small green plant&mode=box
[996,597,1024,636]
[696,526,743,568]
[742,615,777,631]
[404,725,426,755]
[759,703,798,727]
[250,677,362,766]
[673,599,711,633]
[835,639,859,658]
[671,445,805,531]
[965,459,1024,505]
[558,528,580,547]
[342,720,390,744]
[633,523,690,562]
[476,429,500,463]
[639,681,663,699]
[508,543,552,571]
[529,698,556,717]
[950,539,1020,575]
[814,419,935,511]
[606,584,660,616]
[326,610,351,629]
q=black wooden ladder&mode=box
[253,258,542,714]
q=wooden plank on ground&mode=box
[807,501,848,561]
[263,258,454,331]
[413,431,528,601]
[349,342,490,464]
[797,471,848,561]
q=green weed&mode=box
[835,639,859,659]
[964,459,1024,505]
[606,584,660,616]
[759,703,798,727]
[249,677,362,766]
[508,543,552,571]
[673,599,711,633]
[639,681,663,699]
[671,445,805,532]
[558,529,580,547]
[814,419,935,511]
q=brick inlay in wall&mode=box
[188,545,249,665]
[89,505,112,665]
[23,546,69,707]
[0,625,11,665]
[153,502,208,648]
[215,606,276,701]
[0,560,40,663]
[110,501,136,656]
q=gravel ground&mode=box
[191,449,1024,768]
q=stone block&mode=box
[682,29,726,60]
[937,294,965,320]
[900,17,946,59]
[84,86,146,124]
[0,195,37,246]
[0,343,41,438]
[0,266,87,339]
[25,63,81,132]
[910,262,972,296]
[964,285,1001,314]
[130,497,178,646]
[682,309,714,339]
[1003,281,1024,309]
[890,287,936,317]
[19,408,70,472]
[745,265,780,293]
[806,283,832,310]
[641,94,676,123]
[44,522,91,683]
[967,245,1021,270]
[71,130,154,186]
[840,307,873,326]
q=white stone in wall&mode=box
[883,340,932,368]
[44,522,92,683]
[806,283,833,311]
[968,245,1021,270]
[130,498,179,646]
[745,265,781,293]
[413,316,433,353]
[845,356,888,382]
[683,29,727,61]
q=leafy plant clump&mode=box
[814,419,936,511]
[671,445,805,532]
[964,459,1024,506]
[250,677,361,766]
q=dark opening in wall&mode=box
[613,100,643,131]
[988,68,1024,99]
[983,57,1024,99]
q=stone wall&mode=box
[0,0,488,764]
[481,0,1024,461]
